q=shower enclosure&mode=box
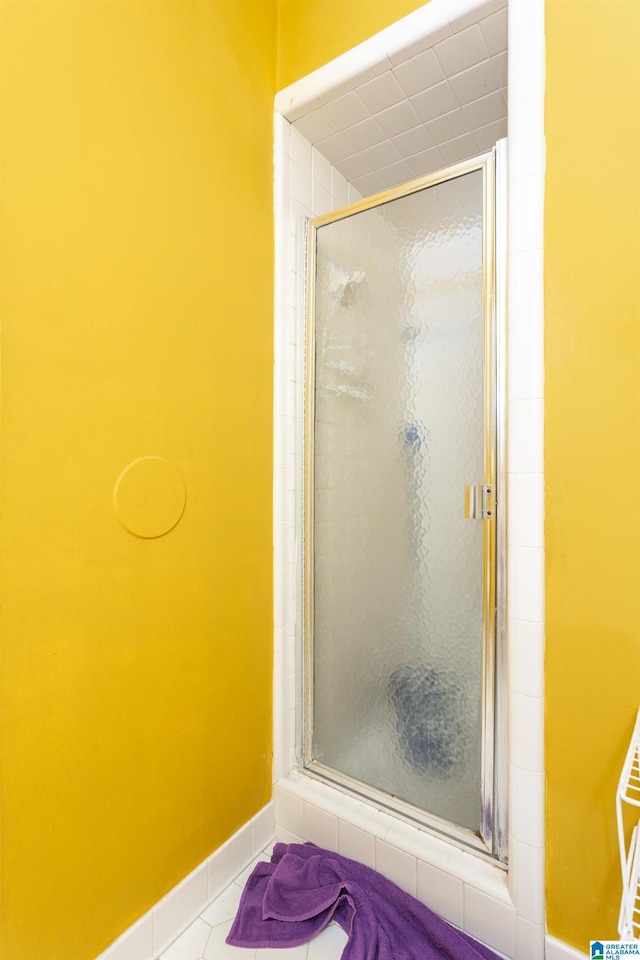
[303,151,504,858]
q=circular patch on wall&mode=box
[114,456,186,539]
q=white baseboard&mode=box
[545,934,589,960]
[94,809,595,960]
[95,801,275,960]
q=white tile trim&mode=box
[94,803,275,960]
[545,935,589,960]
[273,1,545,957]
[276,773,511,904]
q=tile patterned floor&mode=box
[158,848,348,960]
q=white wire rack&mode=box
[617,707,640,940]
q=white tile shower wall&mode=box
[273,2,545,958]
[273,116,362,784]
[95,803,275,960]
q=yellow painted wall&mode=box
[277,0,427,89]
[1,0,637,956]
[545,0,640,947]
[0,3,276,958]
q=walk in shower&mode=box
[274,1,546,949]
[303,151,505,859]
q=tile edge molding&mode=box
[545,934,590,960]
[93,801,275,960]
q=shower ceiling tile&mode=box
[461,89,507,129]
[334,153,372,181]
[492,51,508,87]
[376,157,415,190]
[438,131,480,164]
[319,66,377,105]
[355,71,406,114]
[474,116,507,151]
[386,20,453,67]
[449,0,506,33]
[409,80,459,124]
[392,49,445,98]
[315,131,356,165]
[480,7,508,57]
[323,91,370,129]
[360,139,403,170]
[406,146,446,179]
[342,115,387,152]
[292,108,338,143]
[289,0,508,204]
[391,124,435,160]
[375,99,423,138]
[424,107,471,144]
[448,58,501,106]
[350,171,385,198]
[433,24,490,79]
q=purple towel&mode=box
[227,841,502,960]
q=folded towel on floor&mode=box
[226,841,502,960]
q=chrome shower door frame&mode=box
[302,149,506,862]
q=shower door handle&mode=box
[464,484,495,520]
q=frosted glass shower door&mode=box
[305,155,497,848]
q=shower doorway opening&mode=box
[303,149,506,861]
